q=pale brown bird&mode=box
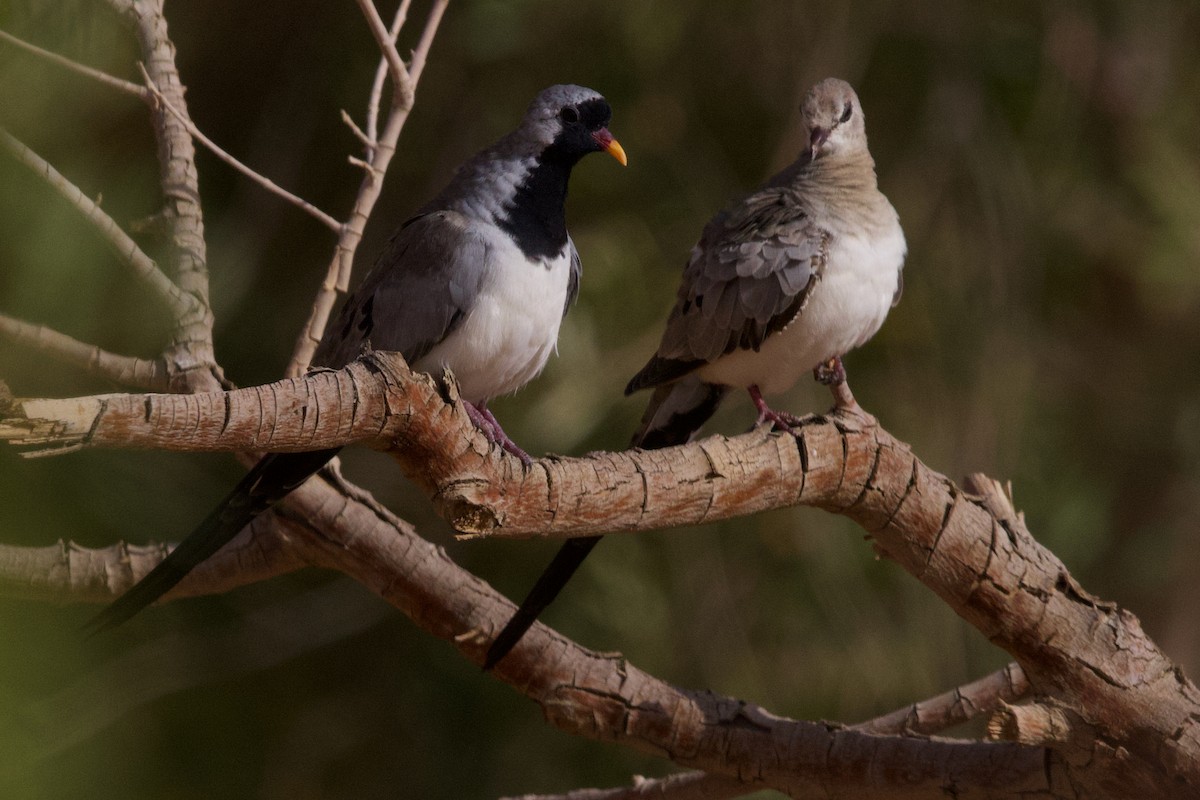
[486,78,905,670]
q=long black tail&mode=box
[482,377,726,670]
[482,536,601,670]
[84,447,342,635]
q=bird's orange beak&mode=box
[592,128,627,166]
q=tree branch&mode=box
[284,0,449,378]
[1,353,1192,794]
[137,64,342,233]
[0,511,315,605]
[284,465,1054,799]
[0,129,197,321]
[354,0,413,107]
[363,0,412,154]
[0,313,169,390]
[855,662,1031,736]
[121,0,221,390]
[0,28,149,100]
[499,772,752,800]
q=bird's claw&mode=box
[466,403,534,466]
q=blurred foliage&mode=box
[1,0,1199,797]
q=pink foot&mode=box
[748,385,805,434]
[466,403,533,465]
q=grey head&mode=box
[423,83,626,262]
[513,84,627,163]
[315,85,626,370]
[800,78,869,161]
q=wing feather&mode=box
[313,211,490,369]
[627,184,827,391]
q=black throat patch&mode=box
[495,98,611,262]
[495,151,573,263]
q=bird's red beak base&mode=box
[592,128,628,166]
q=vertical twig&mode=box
[122,0,224,390]
[365,0,413,155]
[284,0,450,378]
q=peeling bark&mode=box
[1,352,1196,795]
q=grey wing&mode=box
[564,235,582,317]
[627,186,827,393]
[313,211,490,369]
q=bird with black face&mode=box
[485,78,905,670]
[85,84,626,635]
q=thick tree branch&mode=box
[283,466,1054,799]
[0,357,415,454]
[0,353,1192,795]
[499,772,751,800]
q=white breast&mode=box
[414,233,570,405]
[697,220,905,395]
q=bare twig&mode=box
[341,108,373,149]
[407,0,447,86]
[0,128,197,321]
[354,0,413,106]
[0,313,169,390]
[0,28,149,100]
[364,0,413,153]
[284,0,449,378]
[137,64,342,233]
[854,662,1032,736]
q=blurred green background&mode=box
[2,0,1199,797]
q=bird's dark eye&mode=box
[839,101,853,124]
[559,107,580,124]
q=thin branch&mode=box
[408,0,447,86]
[137,64,342,233]
[354,0,413,106]
[0,313,169,390]
[284,0,449,378]
[364,0,412,152]
[854,662,1032,736]
[0,128,197,321]
[500,772,752,800]
[0,28,149,100]
[341,108,372,149]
